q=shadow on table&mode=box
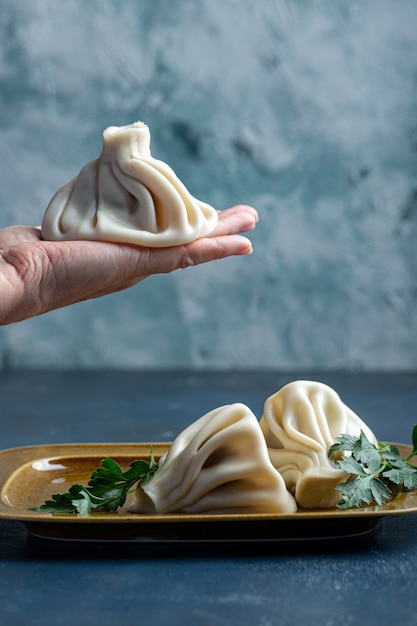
[22,517,417,560]
[2,515,416,561]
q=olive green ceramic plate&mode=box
[1,443,416,542]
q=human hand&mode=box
[0,204,258,325]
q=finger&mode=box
[210,205,259,238]
[179,234,253,267]
[140,233,253,276]
[0,225,42,248]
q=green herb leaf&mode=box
[328,433,358,457]
[329,426,417,509]
[30,450,159,515]
[412,424,417,456]
[352,432,382,473]
[382,444,405,468]
[336,475,391,509]
[33,492,78,514]
[337,455,369,477]
[382,465,417,490]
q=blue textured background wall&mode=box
[0,0,416,369]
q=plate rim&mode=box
[1,441,417,525]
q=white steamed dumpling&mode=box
[41,121,218,247]
[129,403,297,515]
[259,380,378,509]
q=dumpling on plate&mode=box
[259,380,378,509]
[129,403,297,515]
[41,121,218,247]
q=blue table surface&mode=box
[1,369,417,626]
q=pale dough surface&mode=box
[260,380,378,509]
[41,122,218,247]
[130,402,297,515]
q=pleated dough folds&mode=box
[129,403,297,515]
[41,121,218,247]
[259,380,378,509]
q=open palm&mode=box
[0,205,258,325]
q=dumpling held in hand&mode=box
[129,403,297,515]
[41,121,218,247]
[259,380,378,509]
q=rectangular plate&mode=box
[1,442,417,542]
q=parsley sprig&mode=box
[31,451,159,515]
[328,426,417,509]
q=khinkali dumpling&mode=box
[41,121,218,247]
[129,403,297,515]
[259,380,378,509]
